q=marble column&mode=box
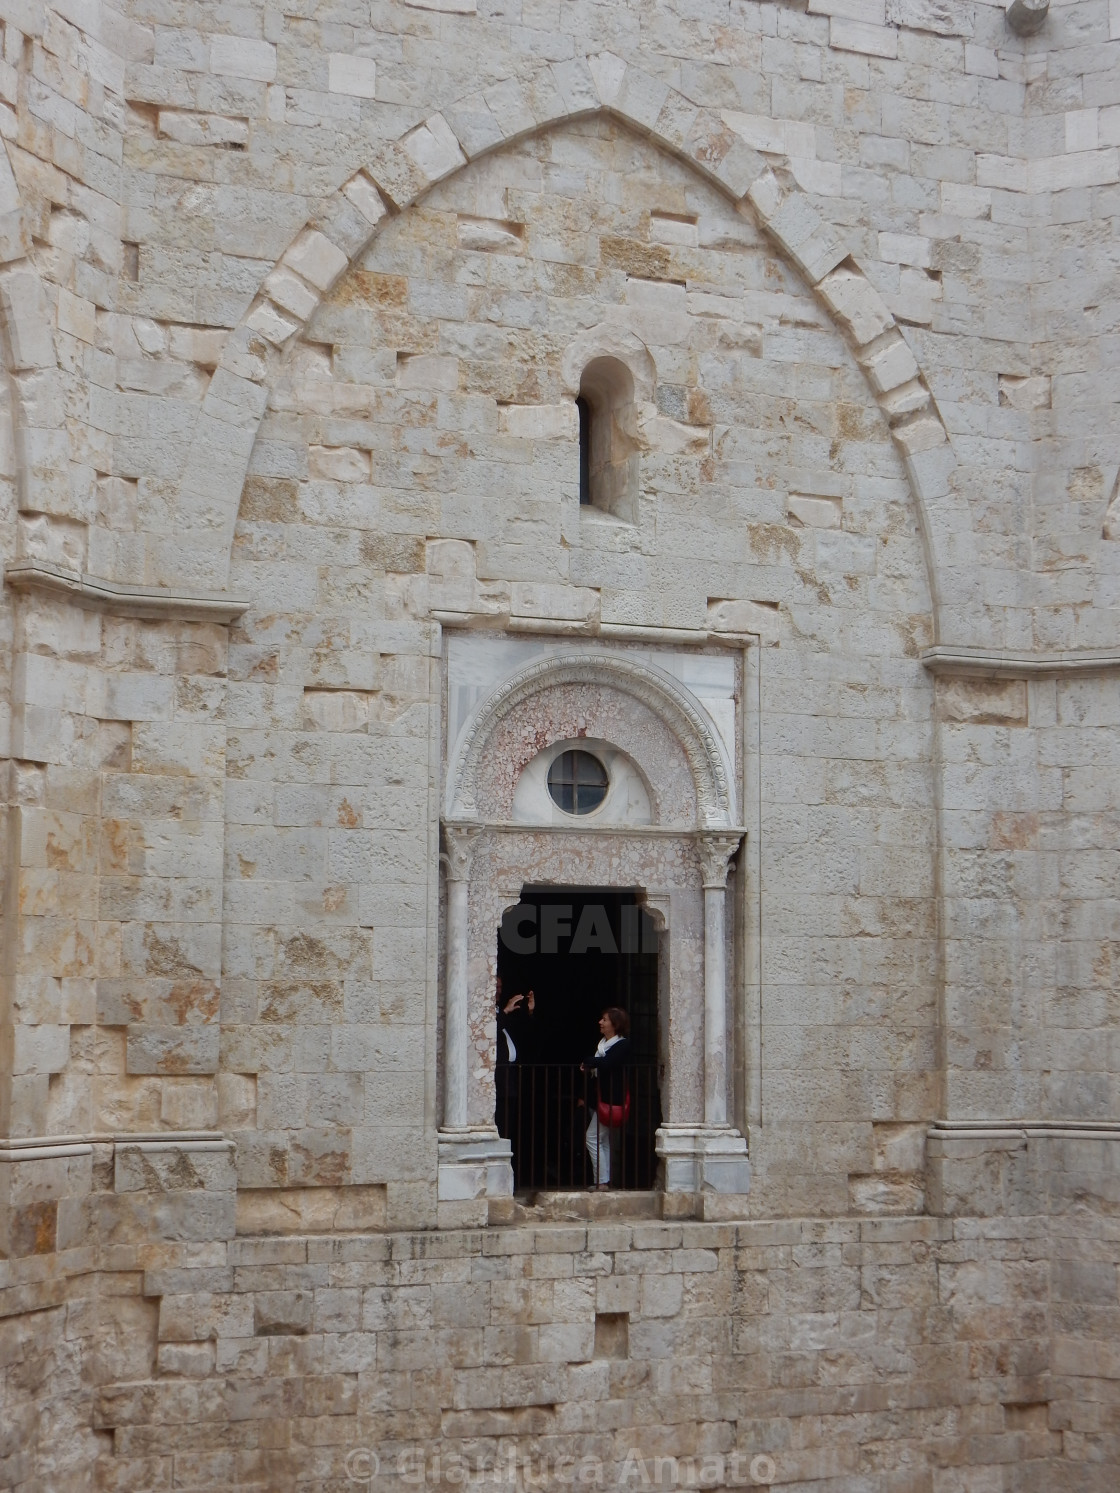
[441,823,480,1130]
[698,832,741,1127]
[437,822,512,1221]
[657,829,751,1207]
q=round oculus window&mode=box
[546,749,608,816]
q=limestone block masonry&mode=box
[1,0,1119,1486]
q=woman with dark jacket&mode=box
[581,1007,631,1188]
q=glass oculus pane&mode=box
[546,749,608,815]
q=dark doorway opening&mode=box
[495,887,662,1192]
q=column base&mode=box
[656,1124,751,1196]
[437,1127,513,1226]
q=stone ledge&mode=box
[4,561,250,623]
[929,1120,1120,1139]
[433,610,764,648]
[921,644,1120,678]
[0,1130,230,1161]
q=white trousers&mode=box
[586,1113,613,1185]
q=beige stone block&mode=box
[342,173,388,229]
[283,229,349,292]
[788,493,841,529]
[218,1072,257,1128]
[510,582,597,622]
[156,1341,215,1376]
[160,1078,219,1129]
[209,35,275,82]
[401,113,467,184]
[861,335,920,395]
[328,54,376,98]
[262,266,319,322]
[307,445,370,481]
[500,402,577,439]
[157,111,248,146]
[936,678,1028,726]
[244,300,300,346]
[706,597,779,645]
[398,353,459,390]
[57,288,97,345]
[830,16,899,57]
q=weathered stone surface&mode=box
[1,3,1119,1488]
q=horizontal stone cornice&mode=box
[0,1131,232,1162]
[921,644,1120,679]
[4,561,250,623]
[929,1120,1120,1142]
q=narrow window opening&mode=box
[576,357,639,523]
[577,395,592,505]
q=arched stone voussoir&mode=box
[171,51,968,625]
[0,138,75,528]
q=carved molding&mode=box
[921,644,1120,679]
[928,1120,1120,1141]
[447,651,736,829]
[441,822,485,881]
[697,832,743,888]
[0,1130,231,1162]
[5,561,250,623]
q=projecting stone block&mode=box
[282,230,349,293]
[861,335,921,395]
[262,266,319,322]
[244,299,301,346]
[886,0,974,36]
[1005,0,1048,36]
[342,173,388,229]
[817,266,894,347]
[401,113,468,184]
[114,1139,235,1197]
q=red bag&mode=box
[596,1091,631,1128]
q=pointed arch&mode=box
[170,51,968,632]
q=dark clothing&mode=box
[496,1001,536,1189]
[582,1037,631,1105]
[496,1004,536,1067]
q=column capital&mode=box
[441,821,484,881]
[697,831,742,888]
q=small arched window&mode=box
[577,395,592,506]
[576,357,638,523]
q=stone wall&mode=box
[3,1198,1119,1492]
[2,0,1120,1487]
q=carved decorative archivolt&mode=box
[445,650,736,828]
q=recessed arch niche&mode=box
[439,640,750,1207]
